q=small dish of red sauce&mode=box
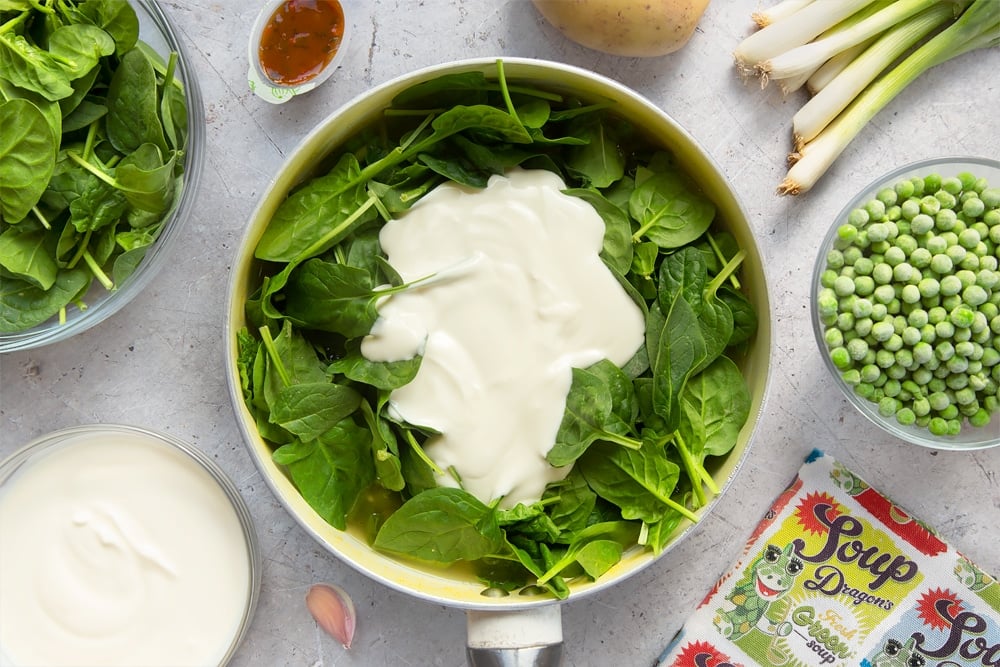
[248,0,349,101]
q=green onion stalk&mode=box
[779,0,1000,196]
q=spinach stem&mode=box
[67,150,117,188]
[705,249,747,300]
[258,325,292,388]
[82,250,114,290]
[31,205,52,230]
[403,430,444,476]
[707,232,741,290]
[66,230,92,269]
[674,433,707,508]
[601,432,643,450]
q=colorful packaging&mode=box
[657,450,999,667]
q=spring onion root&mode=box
[751,0,814,29]
[736,0,999,195]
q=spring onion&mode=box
[780,0,999,195]
[758,0,940,84]
[733,0,879,76]
[735,0,1000,195]
[792,2,958,147]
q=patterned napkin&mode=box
[657,450,999,667]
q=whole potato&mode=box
[532,0,710,57]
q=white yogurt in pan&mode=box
[362,169,645,507]
[0,428,253,667]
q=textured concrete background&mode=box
[1,1,998,665]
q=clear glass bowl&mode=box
[0,424,260,666]
[0,0,205,353]
[811,156,1000,450]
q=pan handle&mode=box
[465,605,564,667]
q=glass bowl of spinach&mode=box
[0,0,204,352]
[225,58,773,609]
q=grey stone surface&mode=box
[1,1,998,665]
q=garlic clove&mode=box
[306,583,356,649]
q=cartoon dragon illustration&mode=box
[865,637,927,667]
[714,543,803,641]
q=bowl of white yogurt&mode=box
[225,57,772,663]
[0,424,260,667]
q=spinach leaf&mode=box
[78,0,140,54]
[282,259,383,338]
[47,24,115,79]
[328,346,422,391]
[270,382,363,441]
[0,31,73,100]
[0,266,89,332]
[629,171,715,249]
[679,356,751,458]
[0,98,57,223]
[255,153,375,262]
[657,246,706,316]
[373,487,504,563]
[272,419,375,531]
[649,294,707,432]
[0,226,57,289]
[68,174,128,232]
[106,47,168,154]
[546,366,641,468]
[565,115,625,188]
[578,441,680,523]
[721,286,758,346]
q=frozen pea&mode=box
[928,417,949,435]
[896,407,917,425]
[843,246,864,265]
[884,246,906,266]
[843,369,861,385]
[955,269,977,288]
[976,270,998,290]
[825,327,844,348]
[884,333,903,352]
[981,187,1000,208]
[951,305,976,328]
[955,341,977,359]
[941,176,963,195]
[917,278,940,299]
[939,275,963,296]
[909,247,931,269]
[856,317,875,337]
[925,235,948,254]
[896,179,916,199]
[902,325,922,346]
[910,212,934,233]
[821,269,838,288]
[907,308,929,328]
[837,224,859,243]
[960,253,981,271]
[969,409,992,428]
[936,320,956,339]
[866,199,887,220]
[928,306,948,324]
[876,349,896,368]
[936,341,956,360]
[872,263,894,284]
[860,364,881,383]
[893,263,914,283]
[848,338,869,360]
[947,356,969,374]
[921,195,941,216]
[837,312,856,331]
[896,348,915,369]
[873,284,896,304]
[852,298,873,318]
[935,189,957,211]
[964,285,988,307]
[831,347,851,369]
[930,254,953,274]
[867,222,889,243]
[935,208,958,231]
[913,341,934,365]
[833,275,855,296]
[887,364,907,380]
[871,320,895,341]
[959,227,981,249]
[848,208,870,227]
[948,248,970,271]
[854,257,874,275]
[879,397,900,417]
[855,275,876,296]
[826,249,845,269]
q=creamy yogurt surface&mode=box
[0,430,251,667]
[361,168,645,507]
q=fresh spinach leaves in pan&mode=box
[238,61,758,598]
[0,0,188,333]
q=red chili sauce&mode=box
[258,0,345,86]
